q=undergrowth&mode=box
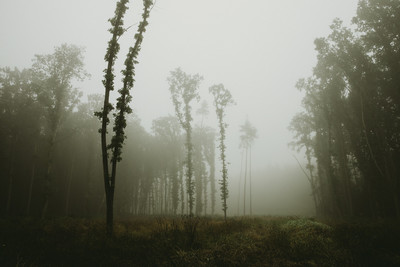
[0,216,399,266]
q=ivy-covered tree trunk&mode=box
[218,118,228,220]
[208,140,216,215]
[167,68,203,216]
[186,122,195,215]
[179,162,185,215]
[96,0,152,236]
[209,84,234,221]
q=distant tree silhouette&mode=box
[204,128,216,215]
[0,67,40,216]
[209,84,234,221]
[31,44,87,218]
[168,68,203,216]
[289,112,320,215]
[239,118,257,216]
[152,115,182,215]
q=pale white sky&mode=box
[0,0,359,173]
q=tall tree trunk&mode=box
[180,163,185,215]
[203,165,208,216]
[106,187,114,235]
[243,146,248,216]
[249,145,253,216]
[186,125,194,216]
[237,149,244,215]
[210,158,216,215]
[164,169,168,214]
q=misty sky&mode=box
[0,0,359,175]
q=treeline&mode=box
[290,0,400,218]
[0,45,219,218]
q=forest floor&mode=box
[1,216,400,266]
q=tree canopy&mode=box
[290,0,400,218]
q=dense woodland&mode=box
[290,0,400,219]
[0,55,224,218]
[1,0,399,222]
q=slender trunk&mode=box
[106,187,114,235]
[219,120,228,221]
[101,89,111,234]
[249,145,252,216]
[147,184,151,215]
[186,125,194,216]
[161,173,165,214]
[306,149,320,216]
[210,159,215,215]
[100,0,130,236]
[203,164,208,216]
[243,146,248,216]
[164,169,168,214]
[237,149,244,215]
[180,163,185,215]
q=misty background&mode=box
[0,0,360,216]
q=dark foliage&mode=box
[290,0,400,219]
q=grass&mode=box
[1,216,399,266]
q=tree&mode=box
[31,44,87,218]
[95,0,152,236]
[289,111,321,215]
[168,68,203,216]
[71,94,103,217]
[0,67,41,216]
[152,116,182,215]
[194,101,214,215]
[209,84,234,221]
[290,0,400,218]
[239,118,257,216]
[203,127,216,215]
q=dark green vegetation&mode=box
[1,216,400,266]
[290,0,400,219]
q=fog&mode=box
[0,0,359,216]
